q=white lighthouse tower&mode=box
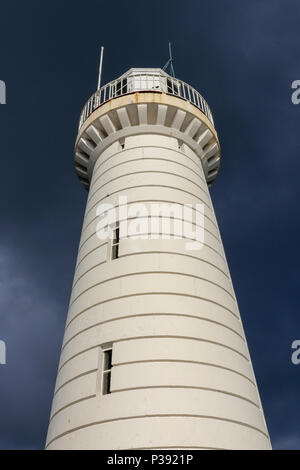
[46,66,271,450]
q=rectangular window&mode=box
[167,78,179,96]
[111,225,120,260]
[116,78,127,96]
[102,348,113,395]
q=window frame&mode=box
[111,224,120,260]
[102,347,113,395]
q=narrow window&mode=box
[167,78,179,95]
[102,348,113,395]
[116,78,127,96]
[111,224,120,260]
[178,140,184,152]
[119,138,125,150]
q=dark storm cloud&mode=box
[0,247,64,448]
[0,0,299,449]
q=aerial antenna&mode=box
[97,46,104,90]
[163,42,175,77]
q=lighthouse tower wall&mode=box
[46,90,271,450]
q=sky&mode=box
[0,0,299,450]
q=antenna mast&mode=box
[97,46,104,90]
[163,42,175,77]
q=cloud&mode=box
[0,247,65,449]
[273,435,300,450]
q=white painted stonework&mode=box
[46,70,271,450]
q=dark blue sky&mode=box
[0,0,299,449]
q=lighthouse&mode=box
[46,67,271,450]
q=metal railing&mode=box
[78,69,214,129]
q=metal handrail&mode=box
[78,69,214,129]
